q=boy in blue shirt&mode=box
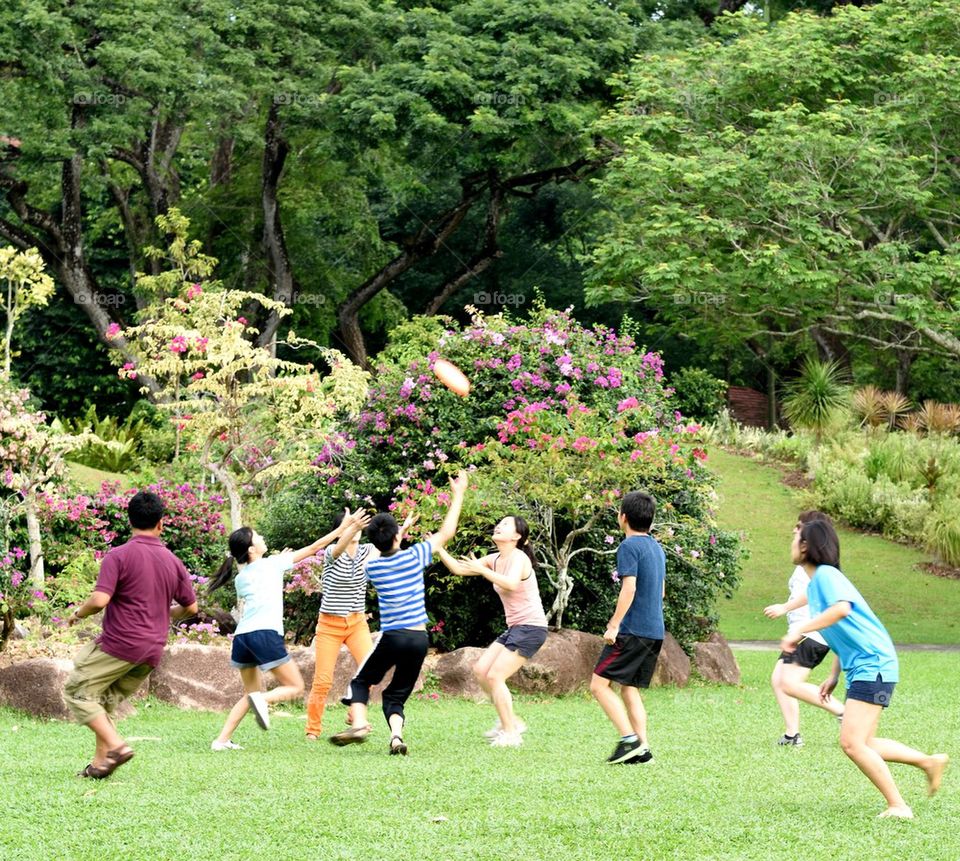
[781,518,948,818]
[590,491,665,764]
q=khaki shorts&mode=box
[63,642,152,725]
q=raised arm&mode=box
[426,471,469,551]
[437,547,500,578]
[293,518,354,564]
[329,509,373,559]
[781,601,851,652]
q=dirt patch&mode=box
[780,468,813,490]
[918,561,960,581]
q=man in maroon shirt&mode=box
[64,491,198,778]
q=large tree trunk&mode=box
[258,101,298,352]
[24,495,44,589]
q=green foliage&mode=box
[924,499,960,567]
[782,359,851,441]
[670,367,728,421]
[58,404,151,473]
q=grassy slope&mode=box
[65,461,131,492]
[0,651,956,861]
[709,448,960,644]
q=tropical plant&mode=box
[782,359,850,443]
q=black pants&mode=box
[345,629,429,723]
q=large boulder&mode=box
[693,632,741,685]
[649,632,691,688]
[150,643,244,710]
[0,656,138,721]
[513,630,605,695]
[433,647,487,700]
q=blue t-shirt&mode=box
[234,552,294,636]
[617,535,665,640]
[365,541,432,631]
[806,564,898,683]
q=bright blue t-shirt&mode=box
[806,564,898,683]
[617,535,665,640]
[365,541,431,631]
[234,552,294,636]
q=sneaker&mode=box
[211,740,243,751]
[607,738,643,764]
[777,733,803,746]
[623,746,653,764]
[329,726,371,746]
[483,718,526,739]
[248,692,270,730]
[490,731,523,748]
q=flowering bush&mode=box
[262,304,743,650]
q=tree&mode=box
[584,1,960,386]
[113,212,369,528]
[0,245,53,378]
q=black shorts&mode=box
[594,635,662,689]
[231,629,290,671]
[846,674,895,708]
[496,625,548,659]
[779,637,830,670]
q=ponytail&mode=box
[512,515,538,572]
[207,526,255,594]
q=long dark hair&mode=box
[207,527,255,594]
[510,515,538,572]
[798,519,841,569]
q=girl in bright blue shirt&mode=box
[781,519,948,819]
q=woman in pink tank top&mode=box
[437,515,548,748]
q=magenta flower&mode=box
[169,335,188,354]
[105,322,122,340]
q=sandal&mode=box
[77,762,110,779]
[389,735,408,756]
[100,746,135,777]
[329,725,371,746]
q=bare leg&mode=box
[349,702,369,730]
[86,714,126,768]
[215,667,261,745]
[590,674,632,737]
[780,663,844,717]
[264,660,304,704]
[771,660,801,736]
[473,642,504,702]
[620,686,649,746]
[483,649,528,734]
[840,700,912,817]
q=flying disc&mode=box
[433,358,470,397]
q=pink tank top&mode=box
[493,554,548,628]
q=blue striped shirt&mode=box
[365,541,432,631]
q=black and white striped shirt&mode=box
[320,544,370,616]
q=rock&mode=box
[150,643,245,710]
[693,631,741,685]
[13,622,28,640]
[513,629,605,694]
[0,656,138,721]
[649,632,691,688]
[434,647,487,700]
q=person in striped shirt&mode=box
[304,507,380,740]
[331,471,469,755]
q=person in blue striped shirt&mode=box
[331,471,469,755]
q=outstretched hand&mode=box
[343,507,372,531]
[763,603,786,619]
[449,470,469,496]
[400,511,419,539]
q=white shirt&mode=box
[786,565,827,646]
[234,552,294,636]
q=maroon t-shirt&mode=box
[94,534,197,667]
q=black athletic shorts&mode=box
[594,635,662,689]
[779,637,830,670]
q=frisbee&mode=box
[433,358,471,397]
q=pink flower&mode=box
[237,316,248,326]
[191,372,205,381]
[105,322,122,340]
[186,283,203,299]
[604,535,615,545]
[169,335,188,354]
[194,337,209,353]
[617,397,639,413]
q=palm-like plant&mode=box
[782,358,851,444]
[852,385,887,428]
[880,390,912,430]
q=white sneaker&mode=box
[490,731,523,748]
[483,718,526,739]
[211,740,243,751]
[248,691,270,730]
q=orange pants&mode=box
[305,612,373,736]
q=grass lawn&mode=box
[65,461,131,492]
[708,448,960,644]
[0,650,956,861]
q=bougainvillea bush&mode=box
[272,304,743,650]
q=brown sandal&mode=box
[78,762,110,779]
[100,746,135,777]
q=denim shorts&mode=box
[231,629,290,671]
[495,625,548,659]
[846,673,895,708]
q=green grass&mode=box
[708,448,960,644]
[65,461,131,492]
[0,650,956,860]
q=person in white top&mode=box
[207,523,346,750]
[763,511,845,746]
